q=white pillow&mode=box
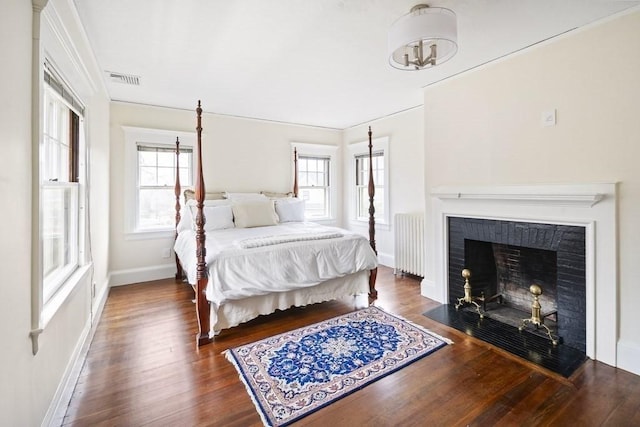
[199,205,234,231]
[261,191,294,199]
[275,198,305,223]
[186,199,232,207]
[176,207,193,233]
[224,192,267,201]
[232,200,279,228]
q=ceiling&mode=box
[73,0,639,129]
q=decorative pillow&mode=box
[184,189,226,203]
[186,199,232,207]
[261,191,294,199]
[275,198,305,223]
[206,191,226,200]
[183,189,195,203]
[193,205,234,231]
[224,192,267,201]
[232,200,279,228]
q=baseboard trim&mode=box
[44,274,110,427]
[109,264,175,287]
[617,340,640,377]
[421,278,445,303]
[377,252,393,269]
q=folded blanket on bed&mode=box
[236,231,343,249]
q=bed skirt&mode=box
[210,270,370,335]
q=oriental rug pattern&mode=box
[225,306,451,426]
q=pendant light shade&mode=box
[388,4,458,71]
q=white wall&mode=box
[0,0,110,425]
[343,107,425,268]
[0,0,37,423]
[109,103,342,281]
[423,10,640,375]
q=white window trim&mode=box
[291,142,339,225]
[30,4,99,355]
[123,126,195,240]
[347,136,390,230]
[31,65,90,356]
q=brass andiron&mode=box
[519,284,559,346]
[455,269,484,318]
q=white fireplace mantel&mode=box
[422,183,618,367]
[432,184,605,207]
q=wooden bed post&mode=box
[293,147,299,198]
[174,137,184,281]
[194,101,212,346]
[367,126,378,300]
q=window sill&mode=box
[307,219,338,227]
[349,219,391,232]
[125,229,175,241]
[31,264,92,355]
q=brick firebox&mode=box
[448,217,586,352]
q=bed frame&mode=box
[175,101,378,346]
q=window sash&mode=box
[42,90,70,183]
[42,182,79,303]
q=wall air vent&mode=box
[107,71,140,86]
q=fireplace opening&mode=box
[462,239,559,341]
[446,217,586,352]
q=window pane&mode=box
[139,166,157,186]
[138,151,156,167]
[178,166,191,186]
[307,172,317,186]
[157,151,174,167]
[300,188,328,218]
[357,186,368,219]
[178,152,191,175]
[374,187,385,220]
[42,187,69,277]
[157,167,174,186]
[138,188,175,229]
[42,184,78,301]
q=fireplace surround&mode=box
[423,184,617,366]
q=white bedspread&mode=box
[174,222,378,306]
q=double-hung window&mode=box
[41,70,84,303]
[355,151,385,222]
[298,155,331,219]
[293,143,338,222]
[137,144,193,230]
[348,136,390,227]
[124,127,195,238]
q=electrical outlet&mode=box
[162,247,171,259]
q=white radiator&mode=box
[394,213,425,277]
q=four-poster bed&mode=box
[174,101,379,346]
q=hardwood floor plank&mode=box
[62,267,640,426]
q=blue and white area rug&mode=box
[225,306,451,426]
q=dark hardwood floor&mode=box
[62,267,640,426]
